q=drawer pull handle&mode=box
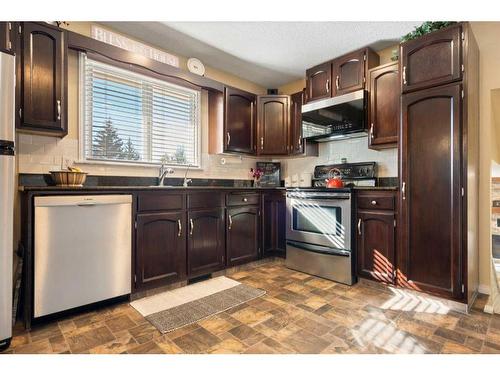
[357,218,362,235]
[335,75,340,90]
[325,79,330,93]
[243,197,248,202]
[228,215,233,230]
[371,200,377,205]
[177,219,182,237]
[189,218,194,236]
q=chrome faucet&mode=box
[183,164,193,187]
[158,163,174,186]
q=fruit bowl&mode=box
[49,171,88,187]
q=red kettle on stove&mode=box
[325,168,344,188]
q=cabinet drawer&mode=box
[137,192,185,212]
[226,193,260,206]
[357,194,395,210]
[188,192,224,209]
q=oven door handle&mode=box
[287,195,350,200]
[286,240,351,257]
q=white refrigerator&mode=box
[0,50,15,351]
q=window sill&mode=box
[75,159,203,170]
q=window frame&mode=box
[78,53,202,169]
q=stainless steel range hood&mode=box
[301,90,367,142]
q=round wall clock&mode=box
[187,58,205,76]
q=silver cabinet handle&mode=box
[227,132,231,146]
[177,219,182,237]
[371,200,377,206]
[189,218,194,236]
[357,218,362,235]
[325,79,330,93]
[403,66,407,85]
[370,123,374,140]
[260,137,264,150]
[243,197,248,202]
[57,100,61,120]
[335,75,340,90]
[402,182,406,200]
[298,135,302,148]
[228,215,233,230]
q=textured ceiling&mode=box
[101,22,420,88]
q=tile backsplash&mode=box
[282,137,398,179]
[16,133,268,181]
[17,133,398,183]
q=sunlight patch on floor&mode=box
[353,318,427,354]
[379,287,450,314]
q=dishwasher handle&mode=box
[35,195,132,207]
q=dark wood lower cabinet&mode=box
[357,210,395,284]
[356,191,397,285]
[187,208,225,278]
[262,192,286,257]
[136,211,186,289]
[226,206,260,267]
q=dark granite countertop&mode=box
[19,185,286,192]
[20,185,397,193]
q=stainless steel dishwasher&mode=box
[34,195,132,318]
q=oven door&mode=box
[286,192,351,250]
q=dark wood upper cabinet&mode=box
[368,61,399,149]
[226,205,260,267]
[401,24,462,93]
[136,211,187,290]
[224,86,256,154]
[332,49,366,96]
[357,208,396,284]
[257,95,289,155]
[290,91,304,155]
[187,208,225,278]
[305,62,332,103]
[262,192,286,257]
[17,22,68,136]
[399,83,462,300]
[0,22,14,54]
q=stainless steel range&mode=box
[285,162,377,285]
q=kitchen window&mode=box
[80,54,201,167]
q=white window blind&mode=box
[81,55,201,166]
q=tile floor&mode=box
[3,261,500,354]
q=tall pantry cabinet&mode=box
[398,23,479,306]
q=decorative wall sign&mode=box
[91,25,179,68]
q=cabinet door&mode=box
[332,49,365,96]
[257,95,289,155]
[187,208,225,278]
[290,91,304,155]
[399,83,462,300]
[401,24,462,93]
[18,22,67,136]
[136,211,186,289]
[0,22,13,53]
[305,62,331,102]
[227,206,259,266]
[357,210,395,284]
[262,193,286,256]
[368,62,399,149]
[224,87,256,154]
